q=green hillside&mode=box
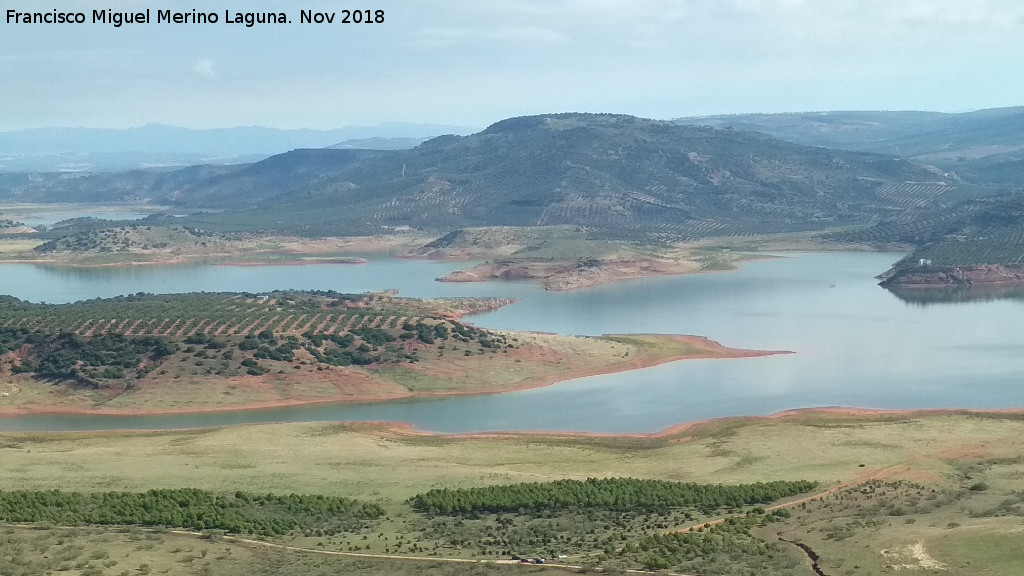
[863,191,1024,287]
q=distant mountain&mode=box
[179,113,961,237]
[0,113,976,238]
[0,151,271,173]
[677,107,1024,190]
[675,110,950,151]
[0,149,384,206]
[0,123,474,172]
[328,137,431,150]
[675,107,1024,160]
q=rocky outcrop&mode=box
[880,264,1024,287]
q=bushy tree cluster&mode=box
[0,488,383,537]
[0,327,44,353]
[400,321,450,344]
[13,332,175,380]
[254,336,301,362]
[349,327,395,347]
[410,478,817,515]
[240,358,269,376]
[631,513,795,574]
[301,331,354,349]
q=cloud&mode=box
[192,60,217,80]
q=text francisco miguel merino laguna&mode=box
[5,8,382,27]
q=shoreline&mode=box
[1,403,1022,440]
[0,255,369,269]
[0,233,431,269]
[0,231,877,291]
[344,405,1024,441]
[430,253,771,292]
[0,334,787,420]
[213,257,368,266]
[286,405,1024,442]
[879,263,1024,288]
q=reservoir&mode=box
[1,252,1022,433]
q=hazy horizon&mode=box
[3,105,1022,135]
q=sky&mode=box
[2,0,1024,131]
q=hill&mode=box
[0,113,991,241]
[0,149,378,206]
[328,137,430,150]
[162,113,963,238]
[33,225,234,255]
[674,107,1024,159]
[675,107,1024,187]
[675,110,952,151]
[874,191,1024,286]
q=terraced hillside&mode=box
[0,291,517,392]
[864,192,1024,287]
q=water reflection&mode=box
[886,283,1024,306]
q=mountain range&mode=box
[0,113,968,239]
[675,107,1024,188]
[674,107,1024,158]
[0,123,472,172]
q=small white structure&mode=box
[918,258,932,267]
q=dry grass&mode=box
[0,238,43,255]
[1,413,1021,503]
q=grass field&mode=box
[0,238,43,254]
[4,412,1020,500]
[2,411,1023,574]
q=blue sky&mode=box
[3,0,1023,130]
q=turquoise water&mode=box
[1,252,1022,433]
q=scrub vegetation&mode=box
[0,290,514,389]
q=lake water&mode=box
[1,208,157,228]
[1,252,1022,433]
